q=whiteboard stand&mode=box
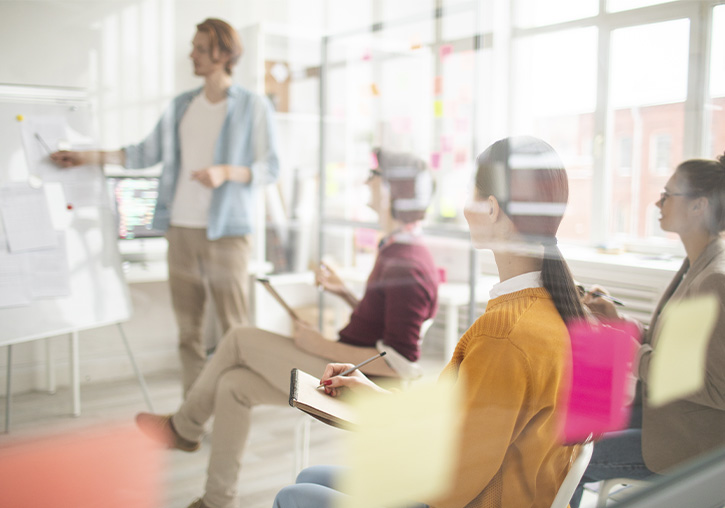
[3,323,154,433]
[116,323,154,413]
[4,346,12,432]
[45,338,56,394]
[70,330,80,417]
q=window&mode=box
[650,133,672,175]
[513,0,598,28]
[618,136,633,176]
[607,18,689,241]
[607,0,679,13]
[710,5,725,158]
[511,27,597,243]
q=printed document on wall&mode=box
[0,183,58,252]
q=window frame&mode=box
[508,0,718,255]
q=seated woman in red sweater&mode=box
[274,136,585,508]
[135,149,440,508]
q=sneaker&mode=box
[186,499,207,508]
[135,413,200,452]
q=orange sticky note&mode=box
[0,423,164,508]
[371,83,380,96]
[434,76,443,95]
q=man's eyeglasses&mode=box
[658,190,692,206]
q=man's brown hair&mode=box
[196,18,243,75]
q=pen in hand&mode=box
[590,291,625,306]
[318,351,387,388]
[35,133,53,155]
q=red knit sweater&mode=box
[337,240,439,361]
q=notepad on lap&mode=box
[289,368,357,430]
[257,278,300,320]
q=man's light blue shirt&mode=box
[123,84,280,240]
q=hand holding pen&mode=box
[581,284,624,321]
[318,353,390,397]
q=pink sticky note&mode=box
[370,151,379,169]
[355,228,379,250]
[439,44,453,60]
[560,320,640,444]
[440,135,453,153]
[454,149,467,165]
[0,423,164,508]
[430,152,441,169]
[362,49,372,61]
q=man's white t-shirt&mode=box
[171,92,227,228]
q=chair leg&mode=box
[293,416,311,480]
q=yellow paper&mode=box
[649,294,719,407]
[433,100,444,118]
[340,378,461,508]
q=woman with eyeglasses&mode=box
[274,136,586,508]
[571,153,725,507]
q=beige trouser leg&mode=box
[167,227,251,396]
[172,326,331,508]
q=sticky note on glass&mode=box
[434,76,443,95]
[433,100,444,118]
[649,294,719,407]
[430,152,441,170]
[439,44,453,60]
[561,320,640,444]
[0,423,163,508]
[340,378,461,508]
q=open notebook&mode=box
[289,368,358,430]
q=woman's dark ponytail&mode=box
[541,244,587,322]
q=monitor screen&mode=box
[108,176,165,240]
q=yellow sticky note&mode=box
[649,294,719,407]
[340,378,461,508]
[433,100,444,118]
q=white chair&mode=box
[550,441,595,508]
[594,477,650,507]
[292,318,436,478]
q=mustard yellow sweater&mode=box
[431,288,575,508]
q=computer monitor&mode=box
[107,176,165,240]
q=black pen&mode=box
[590,291,625,306]
[318,351,387,388]
[35,133,53,154]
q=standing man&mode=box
[52,18,280,396]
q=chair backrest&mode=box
[550,441,594,508]
[420,317,435,344]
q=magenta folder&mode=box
[560,320,640,444]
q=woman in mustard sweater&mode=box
[274,136,586,508]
